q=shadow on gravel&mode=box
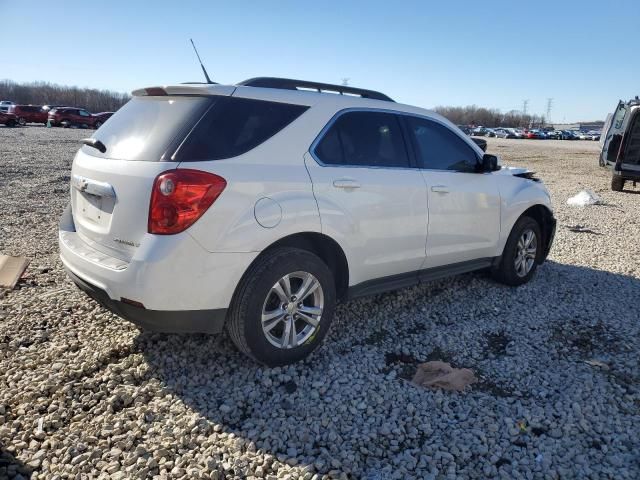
[0,446,32,479]
[134,260,640,476]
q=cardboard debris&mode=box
[411,361,477,392]
[0,255,30,289]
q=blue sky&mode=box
[2,0,638,122]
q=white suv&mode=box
[59,77,556,365]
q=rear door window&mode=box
[176,97,308,161]
[314,111,410,168]
[86,96,213,161]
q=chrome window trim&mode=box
[309,107,482,172]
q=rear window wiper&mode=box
[81,138,107,153]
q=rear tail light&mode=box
[148,169,226,235]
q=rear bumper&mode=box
[59,205,258,333]
[615,169,640,182]
[66,268,227,333]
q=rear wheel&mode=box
[6,119,16,127]
[492,216,541,286]
[18,117,26,126]
[227,247,336,366]
[94,121,103,129]
[611,175,625,192]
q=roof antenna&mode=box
[190,38,215,84]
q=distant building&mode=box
[553,121,604,131]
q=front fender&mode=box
[497,175,554,256]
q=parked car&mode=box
[525,130,544,139]
[0,101,15,113]
[471,126,489,136]
[599,96,640,191]
[577,131,590,140]
[0,111,18,126]
[586,130,601,141]
[486,128,496,137]
[495,128,519,139]
[546,130,562,140]
[10,105,48,125]
[59,77,556,365]
[48,107,102,128]
[93,112,114,127]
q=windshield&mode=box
[82,96,213,161]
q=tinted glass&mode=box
[85,96,212,161]
[178,97,308,161]
[407,117,478,171]
[315,111,409,168]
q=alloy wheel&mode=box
[514,229,537,277]
[261,271,324,349]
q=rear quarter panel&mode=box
[181,103,334,253]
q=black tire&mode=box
[611,175,625,192]
[18,117,26,126]
[227,247,336,366]
[6,119,16,127]
[94,121,103,129]
[492,216,542,286]
[61,120,70,128]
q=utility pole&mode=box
[341,78,350,86]
[546,98,553,125]
[522,99,529,116]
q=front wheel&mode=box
[492,216,542,286]
[227,247,336,366]
[94,121,103,129]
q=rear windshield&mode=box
[176,97,308,161]
[83,96,212,161]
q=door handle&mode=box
[333,179,361,189]
[431,185,449,193]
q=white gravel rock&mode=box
[0,128,639,479]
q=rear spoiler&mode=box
[132,85,235,97]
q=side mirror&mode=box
[481,154,499,172]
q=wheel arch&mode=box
[233,232,350,302]
[515,204,555,263]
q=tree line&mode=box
[434,105,546,128]
[1,79,549,127]
[0,80,130,113]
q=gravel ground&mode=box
[1,126,639,480]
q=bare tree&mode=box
[0,80,130,113]
[434,105,546,128]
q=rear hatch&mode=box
[70,87,231,261]
[618,107,640,172]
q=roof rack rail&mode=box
[237,77,394,102]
